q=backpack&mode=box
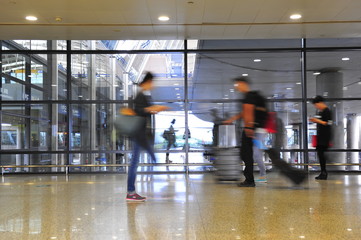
[250,91,277,133]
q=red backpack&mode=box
[264,112,277,133]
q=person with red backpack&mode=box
[224,76,268,187]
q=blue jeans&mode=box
[127,139,156,193]
[253,132,266,177]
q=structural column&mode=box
[346,114,360,170]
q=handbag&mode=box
[311,135,317,147]
[114,108,145,137]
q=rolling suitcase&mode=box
[266,148,307,185]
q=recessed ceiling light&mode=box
[254,59,261,62]
[290,14,302,20]
[242,74,248,76]
[296,82,301,85]
[158,16,170,21]
[286,87,292,90]
[25,16,38,21]
[342,57,350,61]
[313,72,321,75]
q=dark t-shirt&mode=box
[243,91,267,128]
[133,91,153,144]
[316,107,332,147]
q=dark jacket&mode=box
[133,91,153,145]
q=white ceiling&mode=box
[2,0,361,40]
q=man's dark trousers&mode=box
[241,130,254,183]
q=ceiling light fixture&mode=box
[25,16,38,21]
[342,57,350,61]
[290,14,302,20]
[313,72,321,75]
[242,73,248,76]
[158,16,170,21]
[254,59,261,62]
[296,82,301,85]
[286,87,292,90]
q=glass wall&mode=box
[1,39,361,173]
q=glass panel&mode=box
[193,39,301,50]
[1,104,67,151]
[0,154,67,173]
[1,54,27,100]
[68,153,126,173]
[10,40,48,50]
[1,111,26,150]
[70,53,185,101]
[71,40,185,51]
[71,104,91,150]
[71,40,92,50]
[57,40,67,50]
[307,38,361,48]
[308,151,361,172]
[188,51,302,100]
[307,100,361,171]
[154,111,186,165]
[306,50,361,98]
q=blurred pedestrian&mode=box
[126,72,169,201]
[224,77,268,187]
[164,119,177,163]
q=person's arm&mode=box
[310,108,332,125]
[134,92,169,115]
[223,112,243,124]
[243,103,255,137]
[310,118,328,125]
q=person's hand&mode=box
[120,108,136,116]
[223,119,233,125]
[245,128,254,138]
[147,105,170,113]
[309,117,317,123]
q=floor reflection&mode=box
[0,173,360,239]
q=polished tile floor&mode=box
[0,172,361,240]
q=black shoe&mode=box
[315,173,327,180]
[237,181,255,187]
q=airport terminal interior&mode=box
[2,0,361,239]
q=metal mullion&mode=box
[24,54,32,153]
[0,40,2,150]
[301,38,309,170]
[184,40,189,174]
[66,40,72,165]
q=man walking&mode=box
[224,77,267,187]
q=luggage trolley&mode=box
[214,124,242,181]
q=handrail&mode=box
[1,162,361,176]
